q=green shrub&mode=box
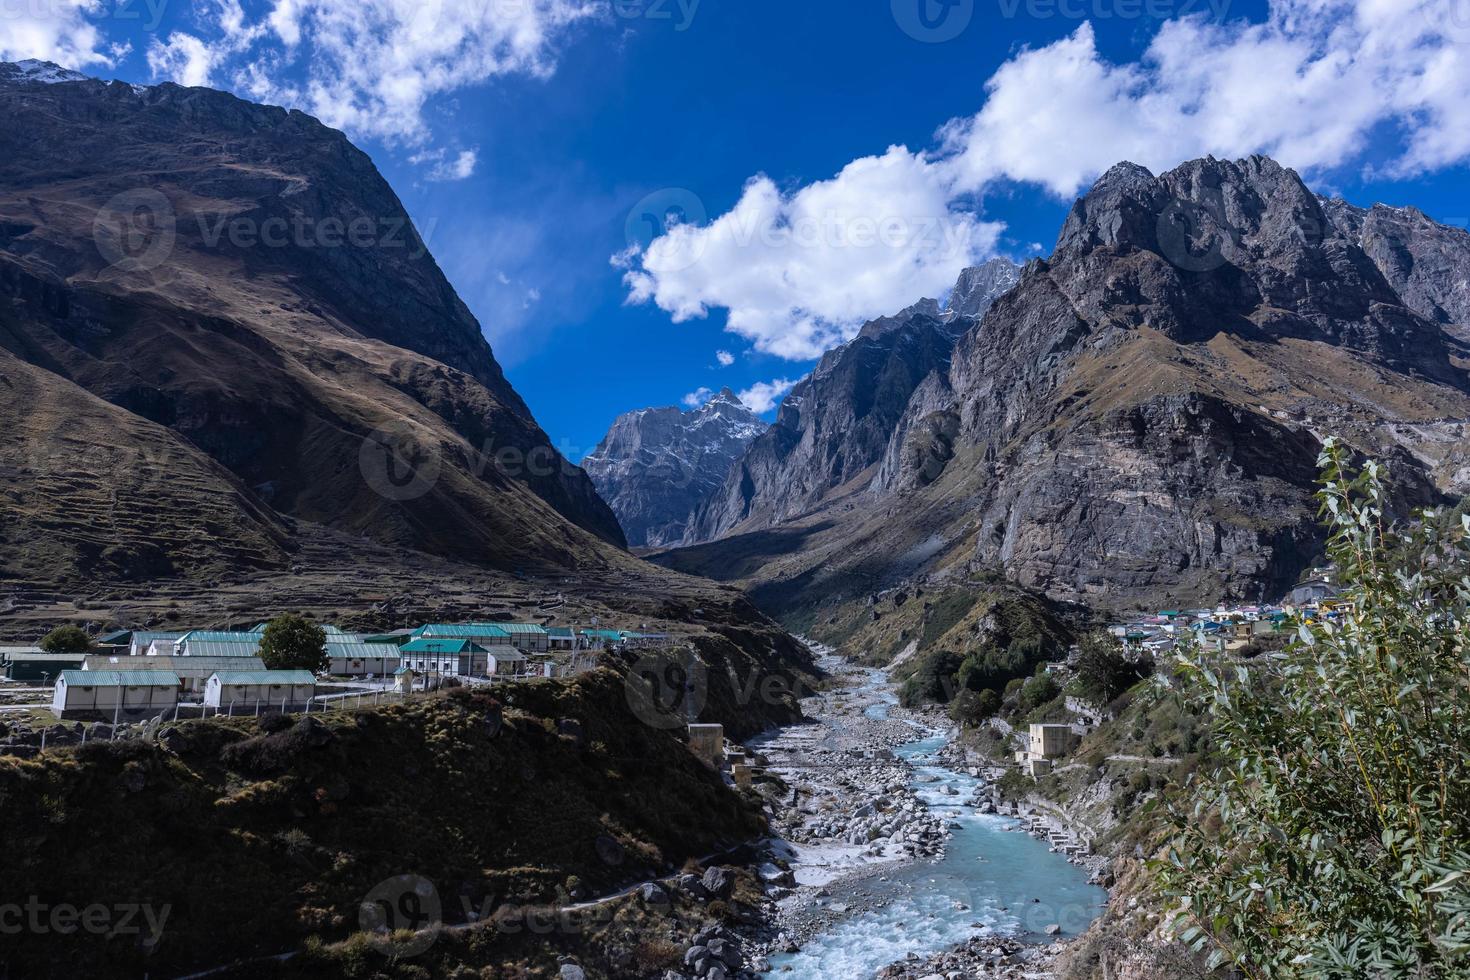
[259,613,328,672]
[1157,442,1470,978]
[898,650,963,707]
[1019,672,1060,713]
[1073,631,1149,704]
[949,688,1000,727]
[40,625,91,653]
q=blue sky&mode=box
[8,0,1470,458]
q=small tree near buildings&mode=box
[40,625,91,654]
[258,614,328,672]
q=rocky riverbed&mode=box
[722,645,1107,978]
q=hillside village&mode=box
[1007,578,1340,783]
[0,619,678,736]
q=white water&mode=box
[765,675,1107,977]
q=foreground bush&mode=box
[1158,441,1470,978]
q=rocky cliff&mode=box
[583,388,765,548]
[0,61,625,586]
[658,157,1470,613]
[687,260,1020,542]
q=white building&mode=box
[85,654,267,693]
[204,670,317,709]
[53,670,180,719]
[327,641,401,677]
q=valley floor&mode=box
[738,644,1108,978]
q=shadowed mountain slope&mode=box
[0,61,625,586]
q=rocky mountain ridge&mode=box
[687,258,1021,542]
[657,155,1470,613]
[583,388,766,548]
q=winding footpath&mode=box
[740,645,1108,978]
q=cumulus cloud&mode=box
[147,33,220,87]
[682,387,713,408]
[715,350,735,367]
[143,0,598,168]
[622,0,1470,361]
[622,146,1004,360]
[0,0,126,69]
[943,2,1470,197]
[412,147,479,181]
[738,378,797,414]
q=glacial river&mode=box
[764,681,1107,977]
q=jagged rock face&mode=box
[659,156,1470,611]
[583,389,765,548]
[947,257,1021,318]
[0,63,624,584]
[936,155,1467,601]
[1322,197,1470,327]
[690,261,1019,541]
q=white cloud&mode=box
[682,387,713,408]
[144,0,598,149]
[715,350,735,367]
[622,146,1004,360]
[147,33,220,87]
[622,0,1470,361]
[0,0,125,69]
[942,2,1470,197]
[738,378,797,414]
[417,148,478,181]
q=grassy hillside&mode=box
[0,661,783,978]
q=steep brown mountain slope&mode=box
[658,156,1470,614]
[0,62,624,586]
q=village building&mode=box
[547,627,576,651]
[2,648,85,682]
[1018,723,1080,779]
[84,654,268,693]
[326,640,401,677]
[170,630,263,658]
[580,628,625,649]
[397,638,526,677]
[128,631,187,657]
[491,623,550,653]
[687,724,725,769]
[204,670,317,709]
[52,670,180,720]
[414,623,512,646]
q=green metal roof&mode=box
[547,627,574,637]
[484,622,547,635]
[326,641,398,659]
[415,624,510,640]
[176,640,262,658]
[132,631,187,645]
[98,630,133,645]
[210,670,317,686]
[361,633,411,645]
[402,638,484,654]
[580,629,624,641]
[179,631,264,644]
[88,655,267,673]
[60,670,179,687]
